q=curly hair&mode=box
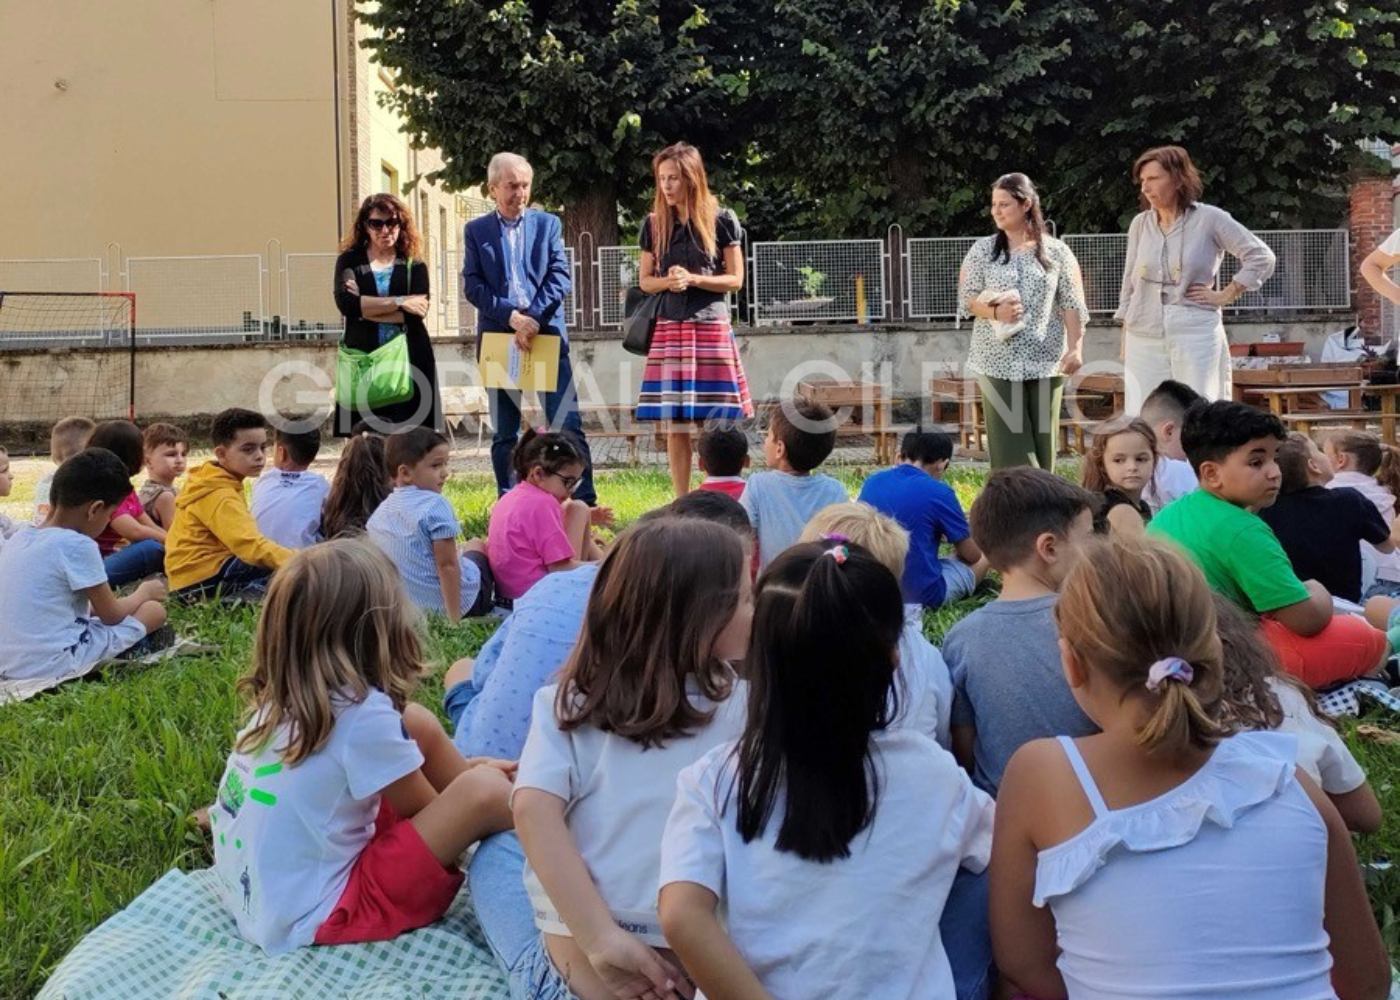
[340,193,424,260]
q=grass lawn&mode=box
[2,466,1399,997]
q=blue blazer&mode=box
[462,210,571,340]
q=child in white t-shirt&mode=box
[509,518,753,1000]
[659,539,994,1000]
[1213,592,1382,834]
[0,449,166,699]
[1139,379,1202,513]
[250,426,330,549]
[211,538,513,955]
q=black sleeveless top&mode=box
[1093,488,1152,535]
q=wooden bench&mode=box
[797,377,895,464]
[1279,411,1374,436]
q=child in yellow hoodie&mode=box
[165,408,292,599]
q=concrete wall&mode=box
[0,316,1357,441]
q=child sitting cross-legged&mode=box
[0,449,167,693]
[212,539,514,955]
[695,424,750,500]
[1139,379,1202,513]
[251,426,330,549]
[165,408,292,600]
[800,501,955,747]
[507,518,752,1000]
[1258,432,1397,605]
[857,429,987,609]
[741,395,848,570]
[1082,415,1157,537]
[659,539,995,1000]
[1324,429,1400,598]
[1213,593,1382,834]
[138,422,188,530]
[1148,401,1390,689]
[990,536,1389,1000]
[487,429,605,604]
[319,429,390,540]
[945,468,1099,796]
[367,427,494,621]
[89,420,169,587]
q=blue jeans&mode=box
[489,346,596,506]
[470,832,554,1000]
[173,556,272,601]
[468,834,992,1000]
[104,539,166,587]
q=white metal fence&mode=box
[124,255,267,342]
[905,238,977,319]
[750,240,887,323]
[0,228,1363,347]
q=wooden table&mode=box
[1250,383,1400,443]
[1069,372,1126,416]
[797,376,895,464]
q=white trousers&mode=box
[1123,305,1232,414]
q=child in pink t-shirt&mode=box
[487,430,607,601]
[88,421,168,587]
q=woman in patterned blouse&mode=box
[958,173,1090,470]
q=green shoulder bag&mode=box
[336,257,416,409]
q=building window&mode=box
[381,163,398,196]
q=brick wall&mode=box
[1350,173,1398,341]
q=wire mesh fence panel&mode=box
[124,255,267,343]
[1062,234,1129,315]
[283,253,342,340]
[0,292,136,421]
[905,238,978,319]
[751,241,886,323]
[597,246,642,327]
[564,247,581,330]
[0,258,105,294]
[1220,230,1350,311]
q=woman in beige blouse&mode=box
[1116,146,1276,413]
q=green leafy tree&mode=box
[360,0,757,247]
[1043,0,1400,232]
[748,0,1094,237]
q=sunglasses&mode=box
[365,218,401,231]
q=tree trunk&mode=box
[563,181,618,331]
[889,148,929,227]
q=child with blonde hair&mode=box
[212,539,513,954]
[1081,415,1157,536]
[800,501,953,746]
[33,415,95,524]
[659,539,994,1000]
[1324,429,1400,597]
[506,518,752,1000]
[991,536,1388,1000]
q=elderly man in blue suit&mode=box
[463,152,596,505]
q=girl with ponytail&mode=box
[1324,429,1400,597]
[990,536,1387,1000]
[659,540,994,1000]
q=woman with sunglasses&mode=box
[332,194,443,435]
[1116,146,1275,414]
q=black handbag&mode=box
[622,285,663,356]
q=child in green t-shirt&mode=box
[1147,400,1390,689]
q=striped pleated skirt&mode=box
[636,318,754,422]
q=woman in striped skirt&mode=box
[636,143,753,497]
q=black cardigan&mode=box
[331,247,442,435]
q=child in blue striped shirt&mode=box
[367,428,494,620]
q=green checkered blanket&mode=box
[38,867,511,1000]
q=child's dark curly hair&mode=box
[512,428,582,485]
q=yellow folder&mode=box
[478,332,561,393]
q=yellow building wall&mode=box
[2,0,343,260]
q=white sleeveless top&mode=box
[1035,732,1337,1000]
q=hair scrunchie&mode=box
[1145,657,1193,693]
